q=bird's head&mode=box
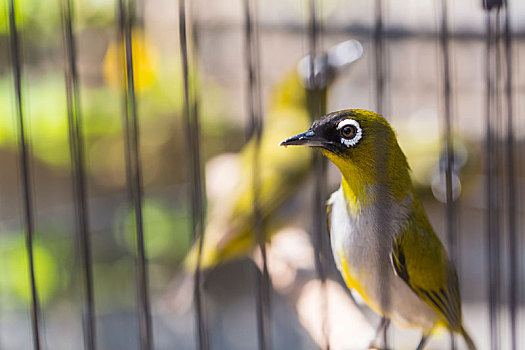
[280,109,411,201]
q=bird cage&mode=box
[0,0,523,349]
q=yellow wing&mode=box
[210,109,312,263]
[326,201,332,238]
[391,198,462,331]
[185,106,312,270]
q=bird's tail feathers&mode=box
[459,325,476,350]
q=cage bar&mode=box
[60,0,96,348]
[438,1,457,347]
[116,0,153,348]
[484,5,502,350]
[374,0,386,116]
[503,1,518,349]
[306,1,330,349]
[7,1,42,349]
[373,1,391,348]
[178,0,209,348]
[243,0,272,349]
[439,0,457,264]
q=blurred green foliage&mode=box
[0,234,60,308]
[115,199,192,261]
[0,0,114,36]
[0,0,238,318]
[0,0,60,35]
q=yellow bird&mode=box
[185,41,363,272]
[280,109,475,350]
[184,73,312,270]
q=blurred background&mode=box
[0,0,524,349]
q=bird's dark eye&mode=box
[341,125,356,139]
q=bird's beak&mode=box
[279,130,328,148]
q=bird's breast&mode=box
[328,187,388,268]
[328,187,386,300]
[327,187,439,330]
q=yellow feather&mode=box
[337,250,381,315]
[281,109,476,349]
[185,73,313,271]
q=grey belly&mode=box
[328,188,439,332]
[342,246,438,331]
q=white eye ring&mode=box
[336,119,362,147]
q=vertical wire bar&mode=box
[494,9,504,349]
[438,0,457,347]
[374,0,390,348]
[494,8,506,348]
[7,1,42,349]
[307,1,330,349]
[503,1,517,349]
[484,6,501,350]
[243,1,271,349]
[484,6,492,337]
[243,0,263,139]
[374,0,385,115]
[117,1,153,348]
[61,0,96,348]
[178,0,209,348]
[439,0,457,266]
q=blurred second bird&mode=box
[166,40,363,309]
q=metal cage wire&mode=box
[3,0,523,349]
